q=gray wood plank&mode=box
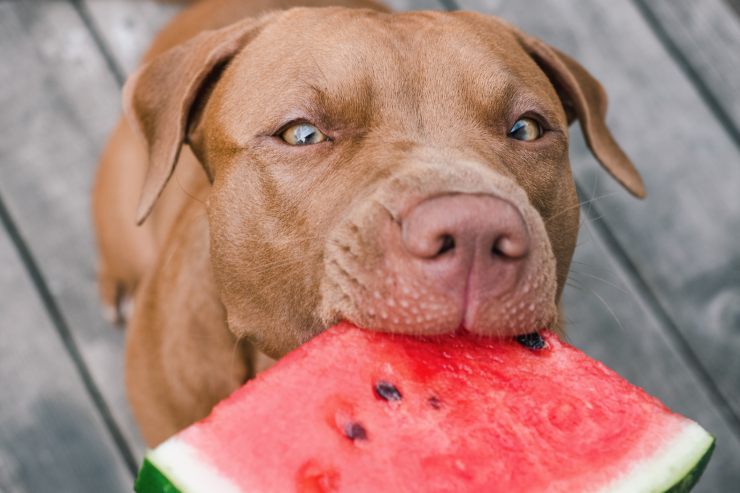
[384,0,444,11]
[81,0,181,76]
[0,230,131,492]
[0,0,145,463]
[633,0,740,146]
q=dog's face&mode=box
[126,8,644,358]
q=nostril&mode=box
[491,240,504,257]
[436,234,455,256]
[491,235,528,259]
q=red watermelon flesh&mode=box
[136,323,714,493]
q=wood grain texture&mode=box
[82,0,181,76]
[0,0,145,461]
[634,0,740,143]
[458,0,740,430]
[0,230,131,492]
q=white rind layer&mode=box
[598,421,714,493]
[148,437,242,493]
[148,421,713,493]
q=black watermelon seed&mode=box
[428,396,442,409]
[516,332,546,350]
[374,381,402,401]
[343,422,368,441]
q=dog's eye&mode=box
[509,117,542,141]
[280,123,327,146]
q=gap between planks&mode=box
[631,0,740,156]
[727,0,740,18]
[0,193,138,477]
[69,0,126,86]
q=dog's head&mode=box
[125,8,644,357]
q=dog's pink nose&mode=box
[401,194,529,299]
[402,194,529,260]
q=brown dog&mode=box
[92,0,644,446]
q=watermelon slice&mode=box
[135,323,714,492]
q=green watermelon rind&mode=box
[135,422,715,493]
[599,421,714,493]
[135,458,181,493]
[136,438,242,493]
[664,436,715,493]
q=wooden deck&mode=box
[1,0,739,490]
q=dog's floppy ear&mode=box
[516,33,646,198]
[123,14,275,224]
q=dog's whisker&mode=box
[579,211,607,228]
[565,278,584,291]
[569,271,628,295]
[570,260,628,294]
[585,172,599,219]
[545,191,619,224]
[570,259,602,268]
[588,288,626,334]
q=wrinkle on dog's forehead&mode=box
[207,9,564,148]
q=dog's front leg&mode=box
[125,202,255,446]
